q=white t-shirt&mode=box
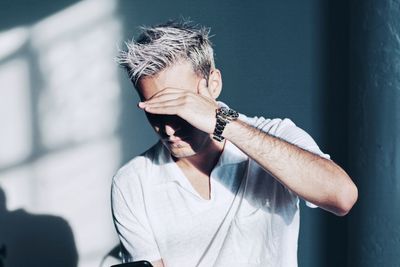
[111,114,330,267]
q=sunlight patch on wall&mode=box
[0,58,32,167]
[0,27,28,60]
[0,0,124,266]
[31,0,121,149]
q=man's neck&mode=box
[174,139,225,176]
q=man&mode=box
[111,20,358,267]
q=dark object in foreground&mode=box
[111,260,153,267]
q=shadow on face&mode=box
[145,113,191,139]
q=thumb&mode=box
[198,78,212,97]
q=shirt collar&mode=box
[156,139,248,184]
[216,140,248,167]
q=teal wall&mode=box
[348,0,400,266]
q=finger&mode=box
[149,87,187,99]
[144,104,181,115]
[139,93,185,106]
[144,97,186,109]
[139,94,187,110]
[138,101,146,109]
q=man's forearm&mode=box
[222,119,358,216]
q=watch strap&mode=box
[213,107,238,142]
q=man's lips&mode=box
[164,137,186,147]
[164,137,187,145]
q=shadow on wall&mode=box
[0,187,78,267]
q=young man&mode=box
[111,21,358,267]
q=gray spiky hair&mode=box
[117,20,215,86]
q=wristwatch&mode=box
[213,107,239,142]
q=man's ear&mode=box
[207,69,222,99]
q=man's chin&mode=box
[167,146,196,158]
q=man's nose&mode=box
[164,124,179,137]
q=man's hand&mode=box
[138,79,218,134]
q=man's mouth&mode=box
[164,137,188,147]
[165,136,186,142]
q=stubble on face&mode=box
[166,130,212,159]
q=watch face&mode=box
[220,107,228,116]
[218,107,238,120]
[228,109,239,118]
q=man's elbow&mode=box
[334,180,358,216]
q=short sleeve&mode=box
[111,169,161,262]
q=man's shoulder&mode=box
[112,142,163,186]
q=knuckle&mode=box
[182,94,190,103]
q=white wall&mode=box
[0,1,124,266]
